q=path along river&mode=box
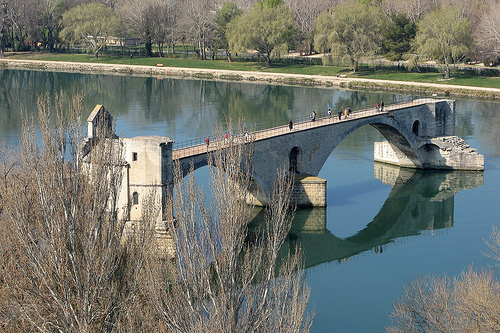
[1,68,500,332]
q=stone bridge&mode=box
[83,99,483,225]
[173,98,483,205]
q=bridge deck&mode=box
[172,99,429,160]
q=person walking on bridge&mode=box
[310,110,316,122]
[289,119,293,130]
[338,110,342,120]
[328,108,332,119]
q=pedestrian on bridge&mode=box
[310,111,316,122]
[289,119,293,130]
[205,136,209,146]
[328,108,332,119]
[338,110,342,120]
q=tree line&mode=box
[0,0,499,71]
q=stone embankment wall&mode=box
[1,58,499,100]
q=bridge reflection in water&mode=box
[249,163,483,270]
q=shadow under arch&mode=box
[249,164,484,270]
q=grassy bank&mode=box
[4,52,500,90]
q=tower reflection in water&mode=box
[248,163,484,270]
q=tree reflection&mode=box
[1,68,498,153]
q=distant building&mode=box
[106,36,143,47]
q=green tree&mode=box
[227,2,294,67]
[382,13,417,61]
[313,2,384,71]
[313,10,334,55]
[214,2,242,62]
[414,6,473,79]
[60,3,122,58]
[261,0,284,7]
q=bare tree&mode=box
[0,0,9,57]
[119,0,156,56]
[0,93,156,331]
[149,0,179,56]
[285,0,330,55]
[38,0,65,52]
[388,226,500,332]
[378,0,437,22]
[179,0,217,60]
[0,99,313,331]
[388,267,500,332]
[474,0,500,64]
[141,124,313,332]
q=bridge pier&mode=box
[374,135,484,171]
[247,174,327,207]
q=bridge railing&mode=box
[172,97,429,159]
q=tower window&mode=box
[132,152,138,161]
[132,192,139,205]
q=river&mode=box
[1,68,500,332]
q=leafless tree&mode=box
[388,267,500,332]
[141,123,313,332]
[0,93,156,331]
[0,0,9,57]
[179,0,217,60]
[378,0,437,22]
[119,0,156,56]
[149,0,179,56]
[474,0,500,63]
[0,98,313,331]
[388,226,500,332]
[285,0,330,55]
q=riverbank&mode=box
[1,58,499,100]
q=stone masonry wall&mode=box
[290,174,327,207]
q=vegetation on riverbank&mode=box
[2,52,499,100]
[4,52,499,90]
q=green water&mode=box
[1,68,500,332]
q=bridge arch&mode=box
[412,120,421,136]
[289,146,300,173]
[248,115,425,201]
[418,143,447,169]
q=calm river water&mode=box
[1,69,500,332]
